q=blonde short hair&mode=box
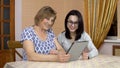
[34,6,56,25]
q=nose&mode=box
[71,24,75,27]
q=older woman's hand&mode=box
[50,49,70,62]
[50,49,59,55]
[57,51,70,62]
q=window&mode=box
[106,8,117,40]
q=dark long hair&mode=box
[64,10,84,41]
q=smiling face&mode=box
[67,15,78,33]
[34,6,56,31]
[39,16,55,30]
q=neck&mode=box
[70,32,76,40]
[34,25,47,41]
[35,25,46,34]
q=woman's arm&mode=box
[80,32,98,59]
[53,38,66,53]
[84,32,98,58]
[23,40,59,62]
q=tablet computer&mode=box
[66,41,88,61]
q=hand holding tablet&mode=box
[66,41,88,61]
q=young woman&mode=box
[57,10,98,60]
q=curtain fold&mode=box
[84,0,118,48]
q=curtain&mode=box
[84,0,118,49]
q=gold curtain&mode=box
[84,0,118,48]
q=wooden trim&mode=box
[113,45,120,56]
[10,0,15,40]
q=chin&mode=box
[45,28,49,31]
[70,30,76,33]
[45,27,51,30]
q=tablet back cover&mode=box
[68,41,88,61]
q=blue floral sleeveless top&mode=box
[21,26,56,60]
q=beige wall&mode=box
[22,0,84,36]
[21,0,120,37]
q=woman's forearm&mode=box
[27,52,59,62]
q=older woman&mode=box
[21,6,70,62]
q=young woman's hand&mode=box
[82,47,89,60]
[82,52,89,60]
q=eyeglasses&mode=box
[67,20,78,25]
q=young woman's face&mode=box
[40,17,55,30]
[67,15,78,33]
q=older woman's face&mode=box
[40,17,55,30]
[67,15,78,33]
